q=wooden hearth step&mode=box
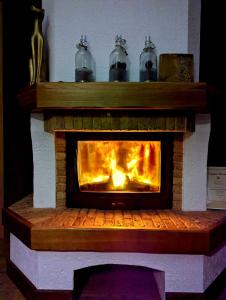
[3,195,226,254]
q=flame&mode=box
[112,168,126,188]
[77,141,161,192]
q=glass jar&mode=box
[139,36,157,82]
[75,35,95,82]
[109,35,128,82]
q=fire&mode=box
[77,141,161,192]
[112,168,126,188]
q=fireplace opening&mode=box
[78,140,161,193]
[66,132,173,210]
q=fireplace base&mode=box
[7,260,226,300]
[3,195,226,294]
[9,234,226,294]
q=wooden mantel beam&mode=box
[17,82,208,112]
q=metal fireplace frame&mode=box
[66,131,173,210]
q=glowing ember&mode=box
[77,141,161,192]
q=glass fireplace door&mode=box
[77,141,161,193]
[66,132,173,210]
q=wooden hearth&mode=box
[3,195,226,254]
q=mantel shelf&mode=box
[17,81,208,112]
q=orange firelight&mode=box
[77,141,161,193]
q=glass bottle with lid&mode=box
[139,36,157,82]
[109,35,128,82]
[75,35,95,82]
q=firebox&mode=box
[66,132,173,210]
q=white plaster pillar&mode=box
[31,113,56,208]
[182,114,211,211]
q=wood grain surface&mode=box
[17,82,207,112]
[3,195,225,254]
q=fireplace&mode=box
[66,132,173,209]
[24,82,210,213]
[5,82,226,298]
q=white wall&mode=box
[43,0,201,82]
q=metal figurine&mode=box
[29,5,45,85]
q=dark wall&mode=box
[200,0,226,166]
[3,0,41,206]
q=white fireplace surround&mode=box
[31,113,211,211]
[11,102,226,295]
[20,112,219,294]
